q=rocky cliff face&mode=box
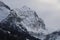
[0,1,60,40]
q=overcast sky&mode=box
[1,0,60,32]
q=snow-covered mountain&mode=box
[1,5,46,39]
[13,6,47,39]
[0,1,60,40]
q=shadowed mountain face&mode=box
[0,1,60,40]
[44,31,60,40]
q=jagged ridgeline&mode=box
[0,1,60,40]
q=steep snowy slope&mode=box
[13,6,47,39]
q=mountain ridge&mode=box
[0,1,60,40]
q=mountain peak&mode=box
[22,6,30,9]
[20,6,31,11]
